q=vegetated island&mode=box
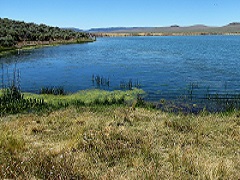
[89,22,240,37]
[0,18,95,56]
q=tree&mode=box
[0,18,92,47]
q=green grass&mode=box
[24,88,145,106]
[0,88,145,116]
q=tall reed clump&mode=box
[0,85,46,116]
[0,63,48,115]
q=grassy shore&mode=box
[0,89,239,179]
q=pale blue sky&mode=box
[0,0,239,29]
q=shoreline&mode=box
[0,38,95,57]
[0,87,238,114]
[94,32,240,37]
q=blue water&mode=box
[1,36,240,101]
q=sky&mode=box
[0,0,240,30]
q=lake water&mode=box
[1,36,240,102]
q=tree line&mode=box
[0,18,90,47]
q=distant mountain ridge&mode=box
[88,27,139,32]
[87,23,240,33]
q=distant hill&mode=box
[88,23,240,34]
[88,27,134,33]
[227,22,240,26]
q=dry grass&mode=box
[0,106,239,179]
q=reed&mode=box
[92,74,110,87]
[120,79,141,90]
[40,86,66,95]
